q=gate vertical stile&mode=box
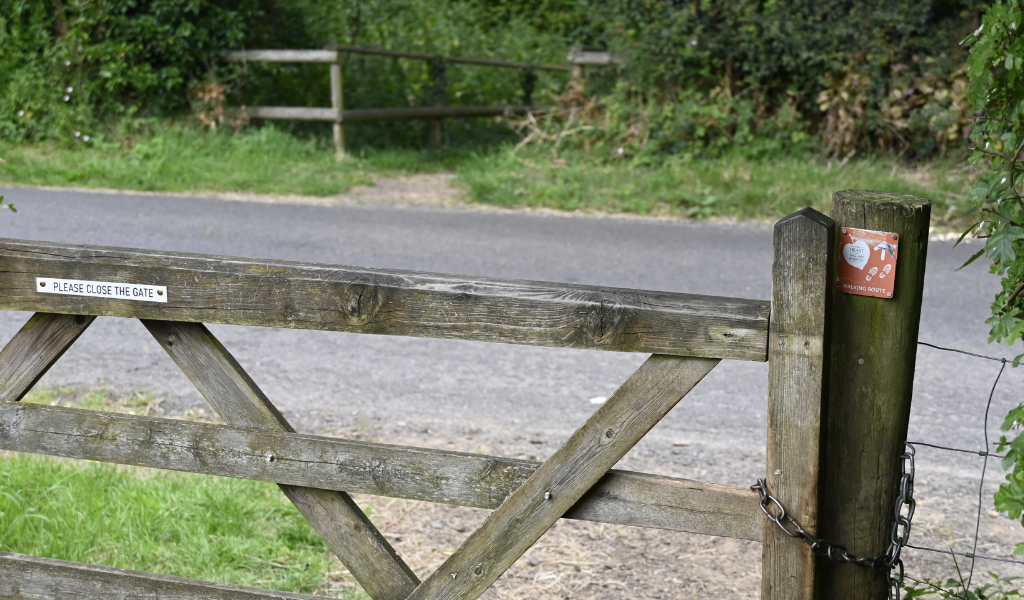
[762,208,835,600]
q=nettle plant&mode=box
[960,0,1024,549]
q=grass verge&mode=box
[0,451,365,598]
[0,122,977,230]
[456,147,974,228]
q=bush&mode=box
[498,0,983,159]
[0,0,259,143]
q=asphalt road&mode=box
[0,186,1013,489]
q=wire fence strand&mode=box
[910,341,1012,595]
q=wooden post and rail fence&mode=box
[0,190,929,600]
[225,45,605,157]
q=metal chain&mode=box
[752,444,916,600]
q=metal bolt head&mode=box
[842,228,847,235]
[887,292,892,297]
[544,491,552,500]
[39,281,45,287]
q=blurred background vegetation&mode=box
[0,0,989,221]
[0,0,983,156]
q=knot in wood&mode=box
[334,280,391,326]
[568,296,634,349]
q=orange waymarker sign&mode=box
[837,227,899,299]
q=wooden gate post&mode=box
[818,190,930,599]
[330,50,345,159]
[763,208,835,600]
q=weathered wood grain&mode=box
[762,209,834,600]
[141,320,419,600]
[0,551,329,600]
[0,239,769,361]
[0,400,762,541]
[225,49,338,63]
[0,312,95,402]
[818,191,930,599]
[405,355,719,600]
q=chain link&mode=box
[752,443,916,600]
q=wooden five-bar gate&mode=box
[0,190,930,600]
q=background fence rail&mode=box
[225,46,574,155]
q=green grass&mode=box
[0,122,977,230]
[0,452,365,598]
[0,125,377,196]
[456,147,974,228]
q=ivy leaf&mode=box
[986,225,1024,264]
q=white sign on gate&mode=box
[35,277,168,303]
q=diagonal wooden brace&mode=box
[404,354,719,600]
[140,320,419,600]
[0,312,95,402]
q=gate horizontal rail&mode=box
[0,551,329,600]
[0,240,770,361]
[0,400,762,541]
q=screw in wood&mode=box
[39,281,45,287]
[544,491,551,500]
[451,573,458,580]
[266,453,276,463]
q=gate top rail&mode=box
[0,239,769,361]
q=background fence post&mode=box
[430,56,447,148]
[763,208,835,600]
[330,50,344,159]
[818,190,931,599]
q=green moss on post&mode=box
[818,190,930,599]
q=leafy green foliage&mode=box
[902,573,1023,599]
[962,0,1024,556]
[0,0,259,142]
[554,0,983,158]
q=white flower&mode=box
[75,131,80,137]
[63,95,70,101]
[617,147,624,155]
[1003,177,1008,184]
[66,86,73,93]
[64,60,71,66]
[83,135,90,142]
[17,110,24,116]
